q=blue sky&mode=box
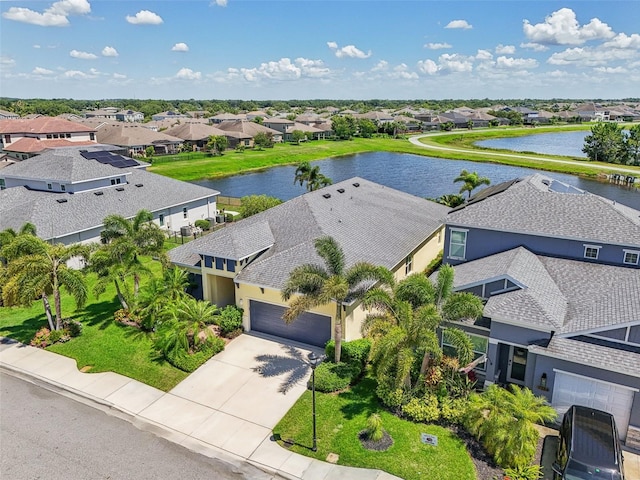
[1,1,639,100]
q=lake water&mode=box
[475,131,589,158]
[193,150,640,210]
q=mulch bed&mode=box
[358,430,394,451]
[450,426,504,480]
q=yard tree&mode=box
[2,236,89,331]
[628,124,640,166]
[206,135,228,156]
[293,161,332,192]
[454,169,491,199]
[282,236,393,363]
[291,130,306,144]
[331,115,357,140]
[582,122,630,164]
[239,194,282,218]
[253,132,274,149]
[145,145,155,158]
[357,118,377,138]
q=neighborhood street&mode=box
[0,372,278,480]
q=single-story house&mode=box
[169,177,450,348]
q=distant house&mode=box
[164,123,229,150]
[209,113,246,124]
[84,108,144,123]
[0,116,97,160]
[215,120,283,143]
[95,123,183,156]
[151,111,190,122]
[439,174,640,449]
[0,146,219,245]
[0,109,20,120]
[168,178,449,348]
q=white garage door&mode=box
[552,370,636,441]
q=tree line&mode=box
[583,122,640,165]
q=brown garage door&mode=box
[249,300,331,347]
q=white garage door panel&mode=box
[552,370,635,441]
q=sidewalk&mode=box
[0,337,400,480]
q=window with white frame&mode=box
[623,250,639,265]
[405,255,413,275]
[159,214,164,226]
[183,207,188,219]
[583,244,601,259]
[442,332,488,372]
[449,228,468,259]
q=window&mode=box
[405,255,413,275]
[583,244,601,260]
[215,257,224,270]
[47,183,52,190]
[227,260,236,273]
[183,207,188,219]
[61,184,66,192]
[110,179,116,185]
[0,178,5,190]
[623,250,639,265]
[442,333,488,372]
[449,228,468,259]
[159,214,164,226]
[65,133,71,138]
[90,133,95,141]
[4,134,11,143]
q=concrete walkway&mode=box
[0,334,400,480]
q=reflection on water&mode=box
[193,151,640,210]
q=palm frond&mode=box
[314,236,344,276]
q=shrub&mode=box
[503,464,543,480]
[375,382,407,409]
[63,318,83,337]
[424,250,443,276]
[166,336,225,372]
[438,396,468,425]
[365,413,384,441]
[217,305,243,336]
[30,327,51,348]
[48,329,68,344]
[310,362,360,393]
[402,394,440,423]
[194,219,210,230]
[325,338,371,369]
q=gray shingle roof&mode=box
[0,150,219,241]
[169,178,450,289]
[449,247,640,334]
[447,174,640,247]
[528,336,640,378]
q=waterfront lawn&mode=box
[273,377,476,480]
[0,258,188,391]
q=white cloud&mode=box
[476,49,493,61]
[237,57,330,83]
[603,33,640,49]
[523,8,615,46]
[547,46,637,67]
[520,42,549,52]
[175,68,201,80]
[0,56,16,68]
[63,70,88,78]
[70,49,97,60]
[417,59,439,75]
[172,43,189,52]
[372,60,388,71]
[33,44,41,49]
[2,0,90,27]
[495,44,516,54]
[594,66,627,74]
[33,67,54,75]
[327,41,371,59]
[495,56,538,69]
[210,0,227,6]
[438,53,473,73]
[445,20,472,30]
[424,42,452,50]
[113,73,127,79]
[390,63,418,80]
[101,46,118,57]
[126,10,163,25]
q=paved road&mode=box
[0,372,277,480]
[409,130,640,175]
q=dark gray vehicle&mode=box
[553,405,626,480]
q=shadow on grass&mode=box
[79,297,121,329]
[339,377,380,420]
[252,344,311,394]
[0,311,46,344]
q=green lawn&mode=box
[273,377,476,480]
[0,258,188,391]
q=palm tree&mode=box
[465,384,557,468]
[362,270,483,390]
[138,267,190,327]
[2,236,88,330]
[282,236,393,363]
[293,161,332,192]
[453,169,491,199]
[435,194,465,208]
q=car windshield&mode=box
[565,460,621,480]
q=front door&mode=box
[507,345,527,385]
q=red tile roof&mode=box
[3,137,97,153]
[0,116,96,135]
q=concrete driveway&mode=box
[136,334,322,460]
